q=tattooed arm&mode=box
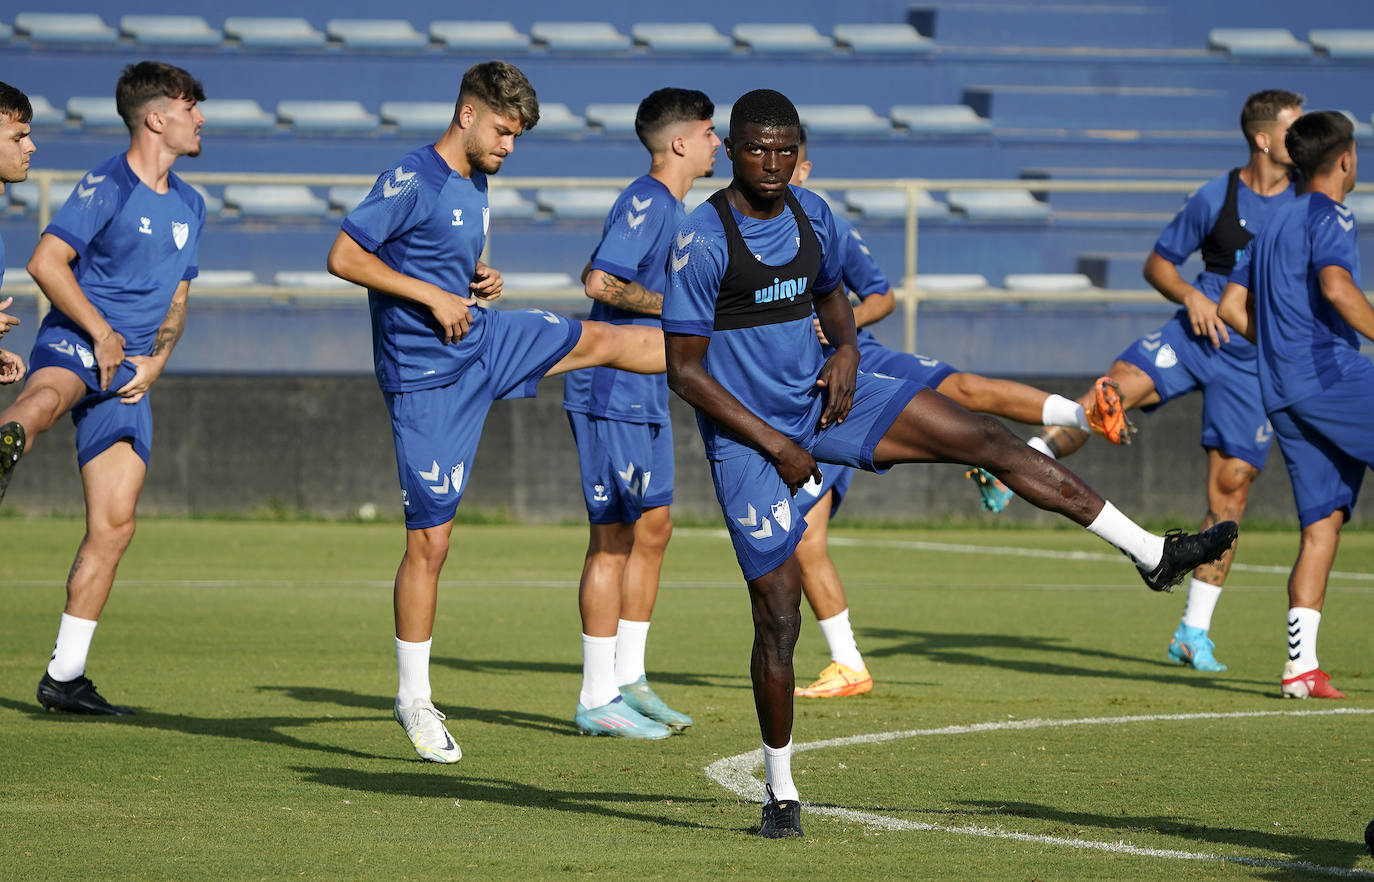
[115,280,190,405]
[583,268,663,316]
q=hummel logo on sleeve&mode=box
[83,172,106,185]
[671,250,689,272]
[77,185,97,200]
[383,167,416,199]
[627,211,646,229]
[631,195,653,212]
[676,231,694,250]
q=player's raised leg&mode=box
[1032,361,1155,459]
[0,366,88,504]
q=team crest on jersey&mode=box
[771,499,792,533]
[1154,343,1178,369]
[171,221,189,250]
[482,206,490,235]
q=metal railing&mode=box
[8,169,1208,352]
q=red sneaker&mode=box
[1280,663,1346,699]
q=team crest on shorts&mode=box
[1154,343,1178,369]
[771,499,792,533]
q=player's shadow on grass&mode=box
[858,628,1272,696]
[293,765,720,830]
[431,656,733,689]
[260,685,573,735]
[0,696,393,761]
[949,799,1364,871]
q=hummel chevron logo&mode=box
[48,340,75,356]
[1255,422,1273,445]
[1337,215,1354,232]
[77,185,96,199]
[631,195,653,212]
[676,231,694,250]
[84,172,106,185]
[627,211,646,229]
[671,250,689,272]
[1141,331,1163,352]
[1336,205,1353,218]
[383,167,415,199]
[617,462,643,496]
[418,460,450,495]
[736,504,773,539]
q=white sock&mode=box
[1027,436,1056,460]
[1086,501,1164,570]
[614,619,650,687]
[1287,607,1321,673]
[46,613,98,682]
[817,609,864,672]
[395,637,432,706]
[1181,578,1223,631]
[579,633,620,709]
[1042,394,1089,432]
[763,739,799,802]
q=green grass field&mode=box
[2,518,1372,880]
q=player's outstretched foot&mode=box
[1280,663,1346,699]
[1086,377,1136,445]
[794,660,873,698]
[36,673,133,715]
[759,785,803,839]
[966,467,1013,513]
[394,697,461,763]
[1167,623,1228,671]
[574,695,671,739]
[0,420,25,504]
[1138,522,1238,592]
[618,676,692,732]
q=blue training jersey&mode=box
[342,145,493,393]
[662,185,844,459]
[1232,191,1363,411]
[40,154,204,354]
[828,214,892,359]
[562,175,682,423]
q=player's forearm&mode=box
[327,232,445,310]
[1216,283,1254,343]
[584,270,663,316]
[148,284,189,363]
[667,355,793,461]
[814,287,858,351]
[1321,271,1374,342]
[27,252,113,342]
[851,289,895,329]
[1143,251,1203,307]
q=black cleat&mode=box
[759,786,803,839]
[0,420,24,504]
[1138,522,1239,593]
[1365,816,1374,857]
[36,673,133,716]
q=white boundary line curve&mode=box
[705,707,1374,878]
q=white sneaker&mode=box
[394,697,461,763]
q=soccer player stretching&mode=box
[327,61,667,763]
[0,62,206,715]
[0,81,36,385]
[563,88,719,738]
[1218,110,1363,699]
[663,89,1238,837]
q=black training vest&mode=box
[1199,168,1253,276]
[707,188,821,332]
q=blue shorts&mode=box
[712,371,922,580]
[795,465,854,518]
[833,336,960,389]
[386,308,581,530]
[1117,311,1272,469]
[567,411,674,523]
[29,323,150,467]
[1269,373,1374,528]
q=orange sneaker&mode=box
[1281,663,1346,699]
[1086,376,1136,445]
[794,661,872,698]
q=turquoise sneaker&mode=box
[619,676,692,732]
[574,695,671,739]
[1167,623,1228,671]
[966,467,1013,513]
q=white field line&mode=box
[705,708,1374,878]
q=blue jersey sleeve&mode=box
[662,211,727,338]
[45,169,127,260]
[1154,179,1222,265]
[793,188,843,293]
[1228,243,1251,289]
[835,219,890,296]
[180,183,206,282]
[1312,202,1359,276]
[590,188,670,282]
[341,164,427,254]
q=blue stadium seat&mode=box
[1004,273,1093,292]
[1310,29,1374,59]
[797,105,891,137]
[845,189,950,221]
[530,22,631,53]
[733,23,832,53]
[8,180,76,210]
[1339,111,1373,141]
[380,101,452,134]
[529,103,586,137]
[0,23,10,43]
[833,24,933,56]
[14,13,117,44]
[947,189,1051,221]
[584,103,638,136]
[196,270,259,287]
[201,99,277,133]
[1208,28,1310,58]
[274,270,360,291]
[536,188,620,219]
[489,187,537,220]
[326,19,428,50]
[224,185,329,218]
[712,104,732,133]
[503,272,577,291]
[67,97,123,129]
[26,95,65,127]
[224,17,326,49]
[917,274,993,293]
[327,186,371,212]
[891,105,992,136]
[119,15,222,46]
[1345,192,1374,220]
[276,101,378,133]
[429,21,531,52]
[191,185,224,216]
[631,23,733,54]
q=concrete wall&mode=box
[0,374,1300,528]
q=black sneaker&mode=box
[759,785,803,839]
[0,420,24,504]
[1138,522,1239,592]
[36,673,133,716]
